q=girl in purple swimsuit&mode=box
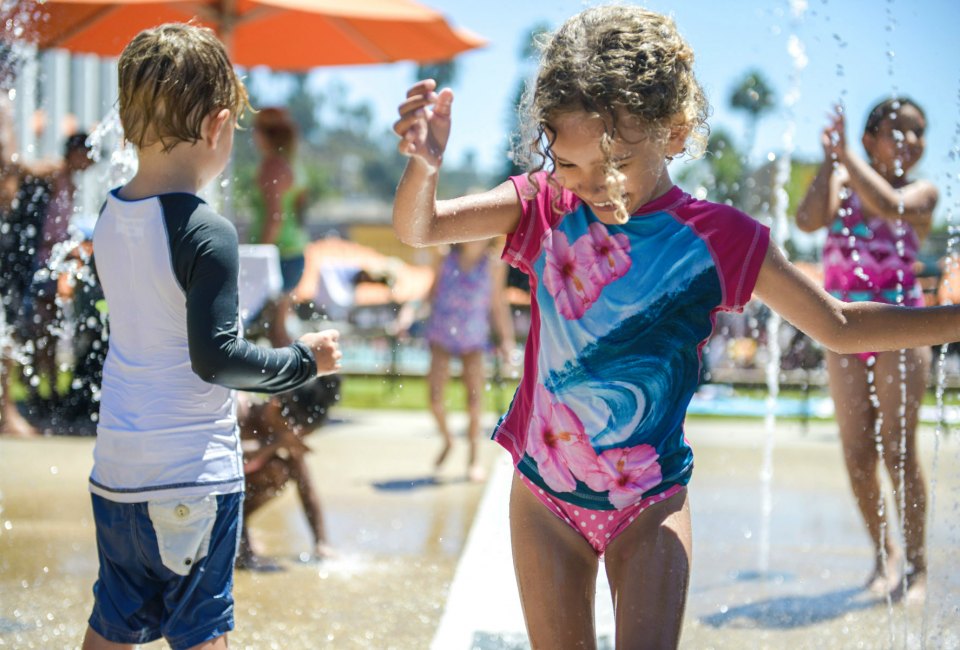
[393,6,957,646]
[424,239,515,481]
[797,98,937,605]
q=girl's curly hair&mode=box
[513,5,709,223]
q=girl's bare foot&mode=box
[313,543,337,560]
[467,463,486,483]
[865,548,902,596]
[890,570,927,606]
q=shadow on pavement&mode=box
[371,475,469,491]
[701,586,883,629]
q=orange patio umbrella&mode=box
[8,0,485,69]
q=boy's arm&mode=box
[168,199,318,392]
[754,244,959,353]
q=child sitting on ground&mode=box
[237,376,341,569]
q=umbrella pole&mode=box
[219,0,235,55]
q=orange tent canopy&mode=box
[294,237,434,307]
[10,0,485,70]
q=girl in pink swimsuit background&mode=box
[797,98,937,605]
[393,6,957,647]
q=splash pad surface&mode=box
[1,410,958,648]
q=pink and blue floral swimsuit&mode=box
[493,173,770,551]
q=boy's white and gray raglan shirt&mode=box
[90,190,317,503]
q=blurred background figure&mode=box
[1,108,41,437]
[421,238,515,482]
[21,132,95,423]
[248,107,310,348]
[796,97,937,604]
[237,376,341,570]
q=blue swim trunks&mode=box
[87,492,242,650]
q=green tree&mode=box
[704,129,746,205]
[675,128,746,207]
[729,69,776,160]
[285,73,321,141]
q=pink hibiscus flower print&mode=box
[526,385,598,493]
[581,445,662,510]
[585,222,632,286]
[543,231,600,320]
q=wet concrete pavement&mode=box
[1,409,959,649]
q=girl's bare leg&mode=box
[874,347,930,604]
[509,473,599,649]
[826,351,899,593]
[427,344,453,468]
[604,488,692,650]
[460,349,486,481]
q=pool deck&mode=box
[1,409,959,649]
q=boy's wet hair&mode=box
[514,5,709,222]
[276,376,341,432]
[864,96,926,135]
[117,22,250,153]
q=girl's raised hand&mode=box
[821,105,846,163]
[393,79,454,170]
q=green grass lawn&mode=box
[9,369,960,416]
[338,374,519,412]
[5,370,517,413]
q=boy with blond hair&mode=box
[82,23,341,650]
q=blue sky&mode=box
[255,0,960,221]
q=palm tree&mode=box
[729,69,776,161]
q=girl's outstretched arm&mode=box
[754,244,959,353]
[393,79,521,247]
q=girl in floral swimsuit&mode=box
[424,239,514,480]
[797,97,937,605]
[393,7,957,647]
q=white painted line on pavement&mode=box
[432,451,615,650]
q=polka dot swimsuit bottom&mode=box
[518,473,685,555]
